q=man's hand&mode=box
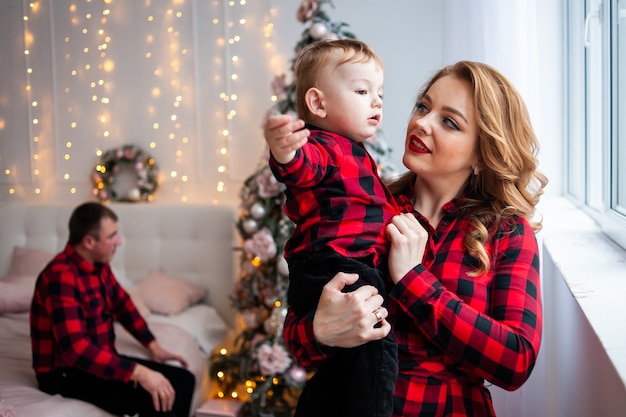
[313,272,390,348]
[132,363,175,412]
[264,114,309,164]
[148,341,188,368]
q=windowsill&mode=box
[539,196,626,387]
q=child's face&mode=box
[314,57,383,142]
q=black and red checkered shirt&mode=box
[283,191,543,417]
[269,127,400,266]
[30,244,154,382]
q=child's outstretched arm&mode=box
[264,114,310,164]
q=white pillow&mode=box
[0,246,54,314]
[134,271,207,315]
[148,304,229,354]
[125,286,152,318]
[0,274,36,313]
[7,246,54,275]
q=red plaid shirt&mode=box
[30,244,154,382]
[269,127,400,266]
[283,191,543,417]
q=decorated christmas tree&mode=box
[209,1,396,416]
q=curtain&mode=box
[442,0,540,133]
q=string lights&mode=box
[67,0,113,198]
[214,0,244,201]
[9,0,278,203]
[211,0,258,204]
[21,1,41,197]
[144,1,193,202]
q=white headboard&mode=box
[0,202,237,325]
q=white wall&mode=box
[541,245,626,416]
[0,0,435,205]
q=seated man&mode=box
[30,201,195,417]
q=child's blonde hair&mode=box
[294,39,384,121]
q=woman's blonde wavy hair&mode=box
[387,61,548,275]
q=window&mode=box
[567,0,626,249]
[613,1,626,216]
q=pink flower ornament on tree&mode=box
[243,228,277,262]
[256,343,292,376]
[256,166,283,198]
[296,0,319,23]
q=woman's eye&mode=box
[444,117,460,130]
[415,102,428,113]
[356,89,367,95]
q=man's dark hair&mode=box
[68,202,118,245]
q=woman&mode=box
[275,60,548,417]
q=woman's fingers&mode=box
[314,273,389,348]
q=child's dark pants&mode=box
[288,252,398,417]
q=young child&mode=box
[264,39,399,417]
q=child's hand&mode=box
[264,114,309,164]
[386,213,429,284]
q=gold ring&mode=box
[374,310,382,321]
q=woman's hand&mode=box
[387,213,429,284]
[313,272,390,348]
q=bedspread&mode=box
[0,312,211,417]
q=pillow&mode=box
[134,271,207,315]
[148,304,229,354]
[125,286,152,318]
[8,246,54,275]
[0,246,53,314]
[0,274,36,313]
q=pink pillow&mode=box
[0,246,53,314]
[0,274,37,313]
[135,271,207,315]
[125,286,152,318]
[8,246,54,275]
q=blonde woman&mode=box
[277,61,548,417]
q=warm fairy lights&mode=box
[22,1,40,196]
[5,0,276,203]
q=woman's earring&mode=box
[473,166,480,176]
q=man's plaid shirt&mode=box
[30,244,155,383]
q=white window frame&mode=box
[567,0,626,250]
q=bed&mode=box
[0,203,237,417]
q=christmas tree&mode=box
[209,1,397,416]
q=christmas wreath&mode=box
[91,144,159,202]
